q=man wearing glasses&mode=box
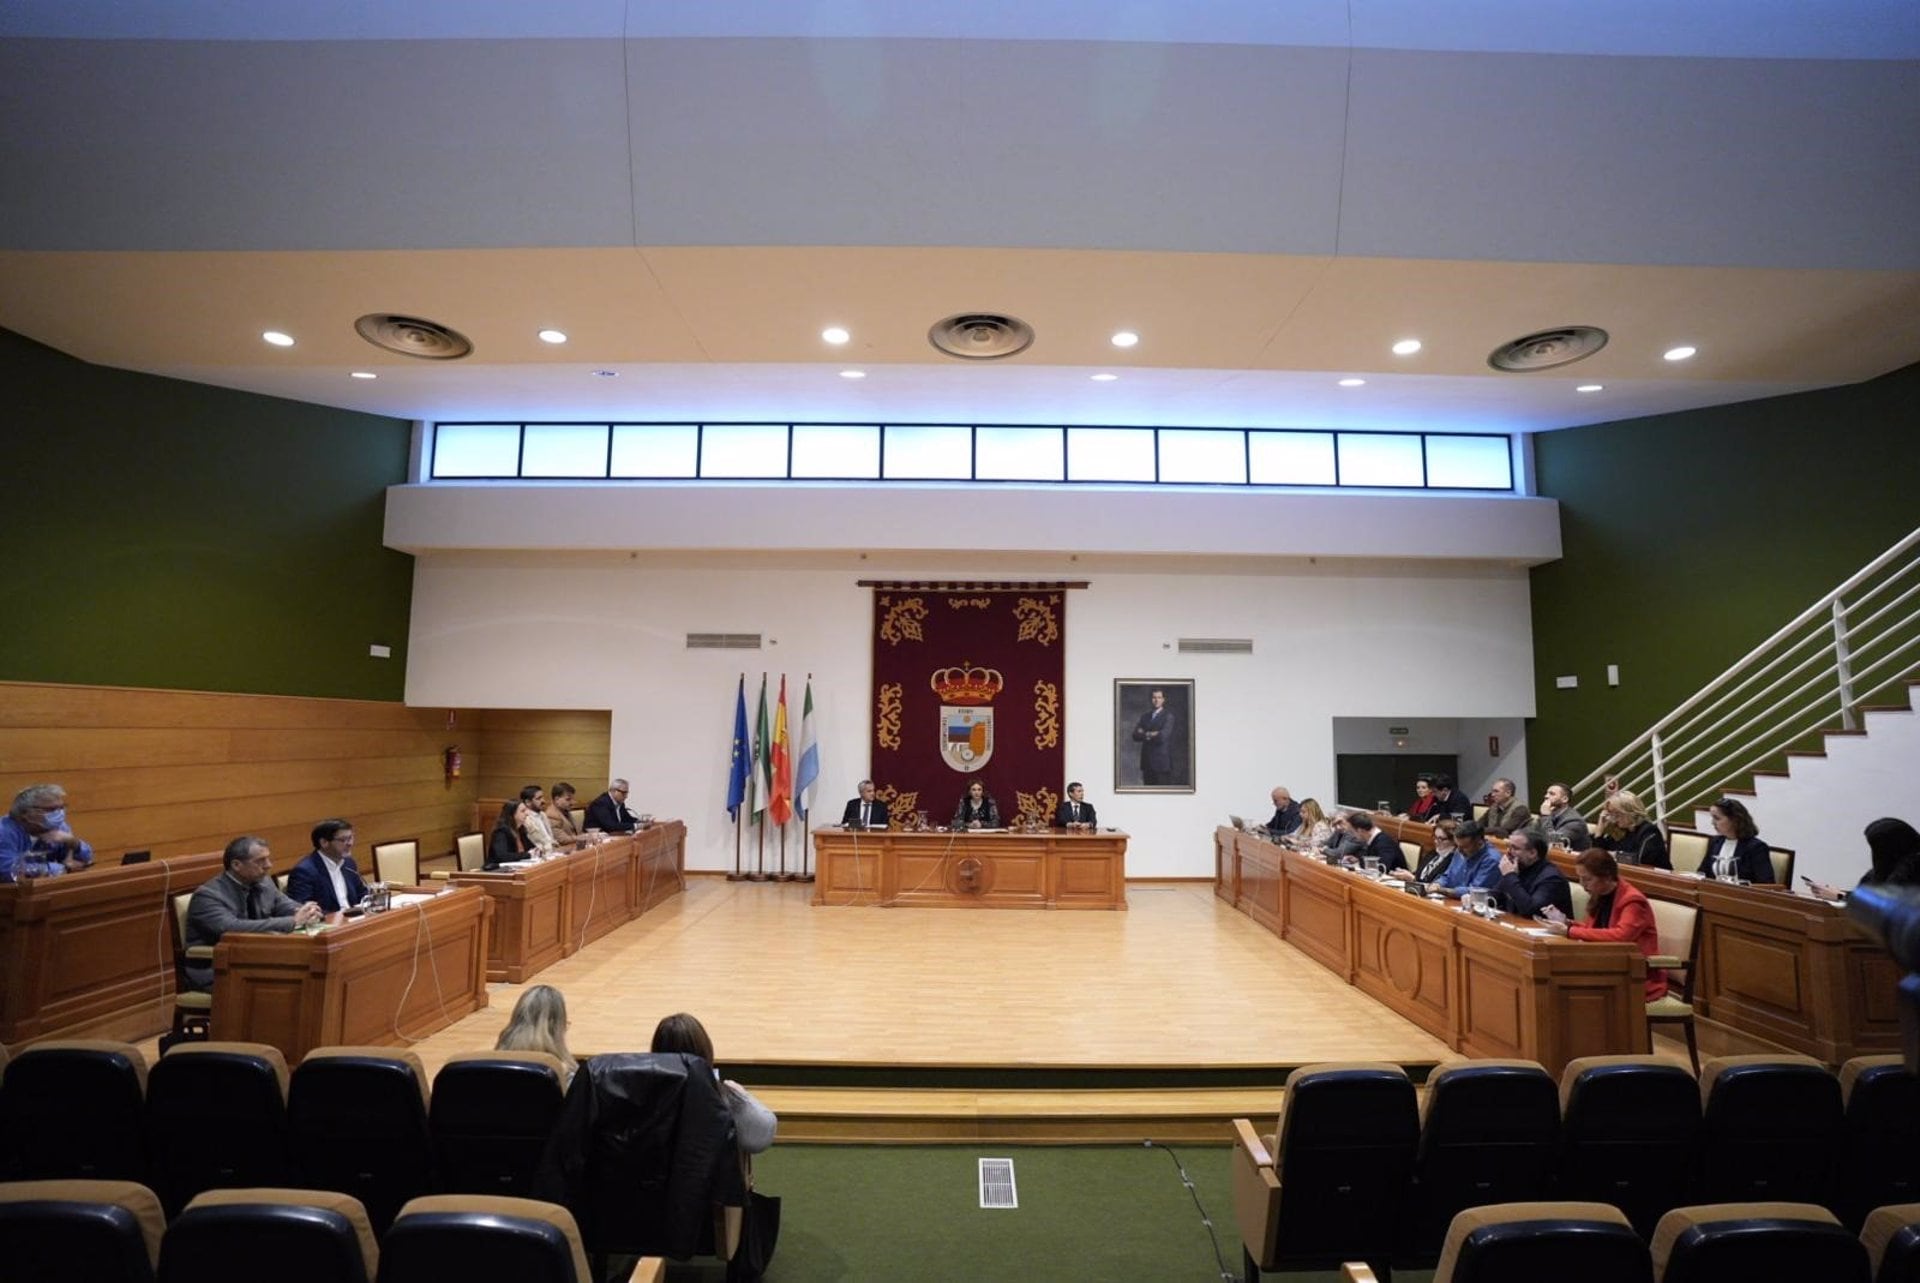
[184,836,325,990]
[585,778,640,833]
[286,818,369,913]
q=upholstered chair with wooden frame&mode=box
[1862,1203,1920,1283]
[168,892,214,1042]
[431,833,487,882]
[1651,1202,1869,1283]
[0,1178,166,1283]
[1839,1056,1920,1231]
[1697,1055,1843,1209]
[1667,829,1710,873]
[1645,898,1702,1073]
[1232,1062,1418,1282]
[372,838,420,887]
[157,1187,377,1283]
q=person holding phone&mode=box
[1537,848,1667,1000]
[1806,817,1920,901]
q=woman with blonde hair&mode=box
[494,983,577,1082]
[1293,798,1331,849]
[1594,789,1669,869]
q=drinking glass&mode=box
[20,852,49,881]
[1363,855,1382,879]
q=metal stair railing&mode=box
[1574,525,1920,824]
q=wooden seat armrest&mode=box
[1342,1264,1381,1283]
[1647,954,1684,969]
[627,1259,667,1283]
[1231,1117,1273,1168]
[429,870,452,881]
[185,945,216,960]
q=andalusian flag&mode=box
[752,674,771,820]
[769,675,794,826]
[794,677,820,820]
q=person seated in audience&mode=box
[585,778,639,833]
[1700,797,1773,883]
[0,783,94,880]
[1430,820,1503,897]
[953,779,1002,829]
[1404,774,1439,822]
[1532,782,1593,851]
[1593,789,1670,869]
[495,983,578,1085]
[842,779,890,829]
[285,818,367,912]
[1348,812,1408,874]
[488,799,533,867]
[1427,773,1474,820]
[1808,817,1920,901]
[545,782,585,843]
[1480,777,1532,836]
[1292,798,1332,850]
[517,784,572,854]
[1539,848,1668,1000]
[650,1012,777,1156]
[1493,829,1572,917]
[1053,781,1098,829]
[184,836,324,989]
[1266,786,1302,836]
[1410,817,1461,882]
[1318,811,1366,860]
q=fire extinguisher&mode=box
[444,745,463,780]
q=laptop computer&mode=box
[1228,815,1247,831]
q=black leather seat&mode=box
[1434,1201,1651,1283]
[1840,1057,1920,1231]
[146,1041,291,1217]
[1652,1202,1870,1283]
[1556,1055,1701,1238]
[286,1048,434,1235]
[156,1187,376,1283]
[1404,1060,1560,1267]
[429,1051,566,1198]
[0,1178,165,1283]
[1697,1055,1841,1208]
[0,1040,149,1183]
[380,1194,595,1283]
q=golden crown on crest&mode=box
[928,663,1005,706]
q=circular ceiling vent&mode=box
[928,312,1035,361]
[353,313,474,360]
[1488,326,1608,372]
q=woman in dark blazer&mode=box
[1595,789,1670,870]
[1700,797,1774,883]
[952,779,1002,828]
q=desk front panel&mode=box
[812,830,1127,910]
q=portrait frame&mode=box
[1113,678,1195,794]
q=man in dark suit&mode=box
[1132,687,1175,785]
[184,836,323,990]
[585,778,638,833]
[1266,786,1302,836]
[1053,782,1098,829]
[840,780,889,830]
[1350,813,1408,874]
[1429,773,1474,820]
[285,818,367,913]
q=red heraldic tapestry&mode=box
[869,584,1067,829]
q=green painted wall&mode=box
[1527,362,1920,793]
[0,327,415,699]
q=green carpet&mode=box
[653,1143,1437,1283]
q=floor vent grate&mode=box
[978,1157,1018,1209]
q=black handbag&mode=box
[727,1189,781,1283]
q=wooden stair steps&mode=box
[753,1085,1289,1144]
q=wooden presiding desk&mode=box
[451,822,687,982]
[210,884,490,1063]
[1369,812,1902,1066]
[1,851,224,1048]
[812,827,1128,909]
[1214,826,1646,1076]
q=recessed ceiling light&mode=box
[839,369,866,379]
[1663,345,1697,362]
[1090,373,1119,382]
[1576,383,1603,393]
[1338,377,1366,387]
[537,329,568,345]
[1110,330,1139,348]
[262,330,294,347]
[592,369,618,378]
[821,326,850,345]
[349,371,377,380]
[1391,338,1423,356]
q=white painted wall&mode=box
[403,553,1535,877]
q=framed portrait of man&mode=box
[1113,679,1195,793]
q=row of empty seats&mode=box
[0,1179,663,1283]
[1233,1053,1920,1278]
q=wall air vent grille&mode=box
[1178,638,1254,654]
[685,633,763,650]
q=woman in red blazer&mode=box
[1539,847,1668,1000]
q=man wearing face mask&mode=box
[0,783,94,880]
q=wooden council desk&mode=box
[451,822,687,982]
[1368,812,1902,1066]
[1,850,224,1048]
[812,827,1128,909]
[210,884,491,1063]
[1214,826,1645,1076]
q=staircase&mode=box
[1577,526,1920,889]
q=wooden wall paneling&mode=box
[470,708,611,807]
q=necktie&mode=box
[861,803,869,827]
[1071,803,1079,821]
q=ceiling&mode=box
[3,2,1917,434]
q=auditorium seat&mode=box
[1231,1062,1417,1282]
[0,1178,165,1283]
[157,1187,375,1283]
[1556,1055,1701,1237]
[287,1048,434,1234]
[430,1051,567,1197]
[0,1040,150,1183]
[1697,1055,1841,1208]
[380,1194,656,1283]
[1431,1202,1651,1283]
[1863,1204,1920,1283]
[1840,1057,1920,1230]
[147,1041,291,1216]
[1651,1202,1870,1283]
[1403,1060,1561,1267]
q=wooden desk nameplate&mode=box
[811,828,1128,910]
